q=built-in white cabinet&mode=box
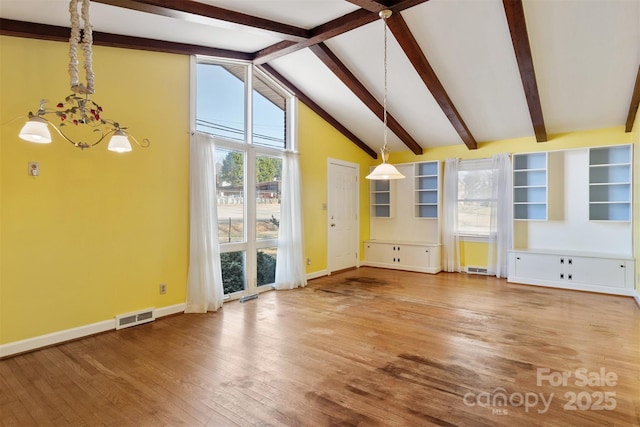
[368,163,440,274]
[513,152,547,220]
[508,250,635,296]
[414,161,439,218]
[370,179,391,218]
[588,145,632,221]
[364,240,442,274]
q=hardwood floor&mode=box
[2,267,639,426]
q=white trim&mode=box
[0,303,186,359]
[306,269,329,281]
[507,276,637,297]
[457,234,489,243]
[156,303,186,318]
[633,291,640,309]
[361,261,442,274]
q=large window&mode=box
[196,58,292,299]
[456,159,495,236]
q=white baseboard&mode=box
[306,269,329,281]
[155,303,186,318]
[0,303,186,359]
[633,291,640,309]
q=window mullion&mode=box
[245,67,257,292]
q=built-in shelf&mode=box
[513,152,547,220]
[414,161,439,218]
[588,145,631,221]
[370,179,391,218]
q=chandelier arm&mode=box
[40,115,115,149]
[127,134,151,148]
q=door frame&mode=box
[326,158,360,274]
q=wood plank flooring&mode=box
[1,267,639,426]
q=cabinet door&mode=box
[568,257,627,288]
[364,242,391,264]
[397,245,430,269]
[512,253,563,282]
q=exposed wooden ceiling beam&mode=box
[345,0,421,13]
[0,18,252,60]
[345,0,389,13]
[624,64,640,132]
[253,0,429,65]
[310,43,423,155]
[92,0,310,42]
[387,13,477,150]
[503,0,547,142]
[259,65,378,158]
[253,9,376,65]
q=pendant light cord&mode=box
[383,13,388,153]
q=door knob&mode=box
[330,223,336,227]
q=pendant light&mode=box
[366,9,405,180]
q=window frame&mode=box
[192,55,295,300]
[455,158,496,240]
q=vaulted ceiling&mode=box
[1,0,639,158]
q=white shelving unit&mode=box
[509,144,634,296]
[588,145,632,221]
[414,161,439,218]
[513,152,547,220]
[370,179,391,218]
[367,162,441,274]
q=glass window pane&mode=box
[252,71,286,149]
[257,247,277,287]
[220,251,246,294]
[256,155,282,240]
[458,169,493,200]
[216,148,245,243]
[196,63,246,142]
[457,201,491,235]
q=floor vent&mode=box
[115,308,155,330]
[465,266,489,275]
[239,294,259,303]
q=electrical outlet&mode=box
[307,258,311,265]
[28,162,39,176]
[159,283,167,294]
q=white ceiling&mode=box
[1,0,639,155]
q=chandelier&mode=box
[18,0,149,152]
[366,10,404,180]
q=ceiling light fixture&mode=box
[366,9,404,180]
[19,0,149,152]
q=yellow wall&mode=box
[297,103,374,273]
[0,36,190,343]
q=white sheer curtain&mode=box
[487,153,513,278]
[275,150,307,290]
[185,132,224,313]
[276,151,307,290]
[442,158,461,272]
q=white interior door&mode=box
[327,159,359,273]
